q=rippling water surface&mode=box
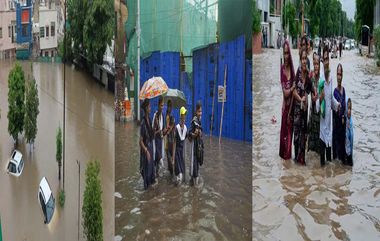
[0,60,114,241]
[115,121,252,240]
[253,49,380,241]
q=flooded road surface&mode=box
[253,49,380,240]
[115,121,251,240]
[0,59,114,241]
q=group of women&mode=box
[279,36,354,167]
[139,96,204,190]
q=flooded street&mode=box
[115,121,251,240]
[253,49,380,240]
[0,59,114,241]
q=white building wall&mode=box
[269,15,282,48]
[0,1,16,59]
[257,0,270,48]
[257,0,269,18]
[375,0,380,27]
[39,7,57,55]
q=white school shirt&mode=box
[316,74,339,147]
[152,111,164,160]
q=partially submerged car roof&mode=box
[39,177,52,204]
[11,150,23,164]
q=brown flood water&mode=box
[253,49,380,240]
[0,59,114,241]
[115,121,252,240]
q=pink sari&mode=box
[279,40,295,160]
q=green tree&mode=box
[67,0,88,61]
[56,126,62,181]
[252,0,261,34]
[58,36,73,62]
[341,14,355,39]
[67,0,114,68]
[374,25,380,65]
[283,1,298,39]
[319,0,333,37]
[83,0,114,66]
[355,0,376,41]
[308,0,322,38]
[58,189,65,208]
[7,63,26,144]
[299,0,353,39]
[24,78,39,148]
[82,160,103,241]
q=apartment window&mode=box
[11,21,16,43]
[51,22,55,37]
[40,27,45,38]
[22,24,28,37]
[8,26,11,38]
[0,28,2,39]
[11,25,15,43]
[9,1,15,10]
[46,26,49,37]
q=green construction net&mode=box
[125,0,218,74]
[218,0,252,50]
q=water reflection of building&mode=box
[0,0,17,59]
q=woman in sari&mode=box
[333,63,346,163]
[308,53,321,153]
[140,99,156,189]
[279,40,296,160]
[293,49,312,165]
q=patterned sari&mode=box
[279,40,295,160]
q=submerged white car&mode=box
[38,177,55,224]
[351,40,356,49]
[7,150,24,177]
[345,41,351,50]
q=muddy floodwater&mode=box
[253,49,380,240]
[0,59,114,241]
[115,121,252,240]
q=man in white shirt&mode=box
[316,46,341,167]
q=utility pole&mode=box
[63,0,66,191]
[137,0,141,121]
[76,160,80,241]
[301,0,304,36]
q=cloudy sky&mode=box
[340,0,356,20]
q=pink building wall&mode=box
[0,1,16,59]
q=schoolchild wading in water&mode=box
[189,102,204,185]
[174,107,188,183]
[164,100,176,177]
[153,96,165,178]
